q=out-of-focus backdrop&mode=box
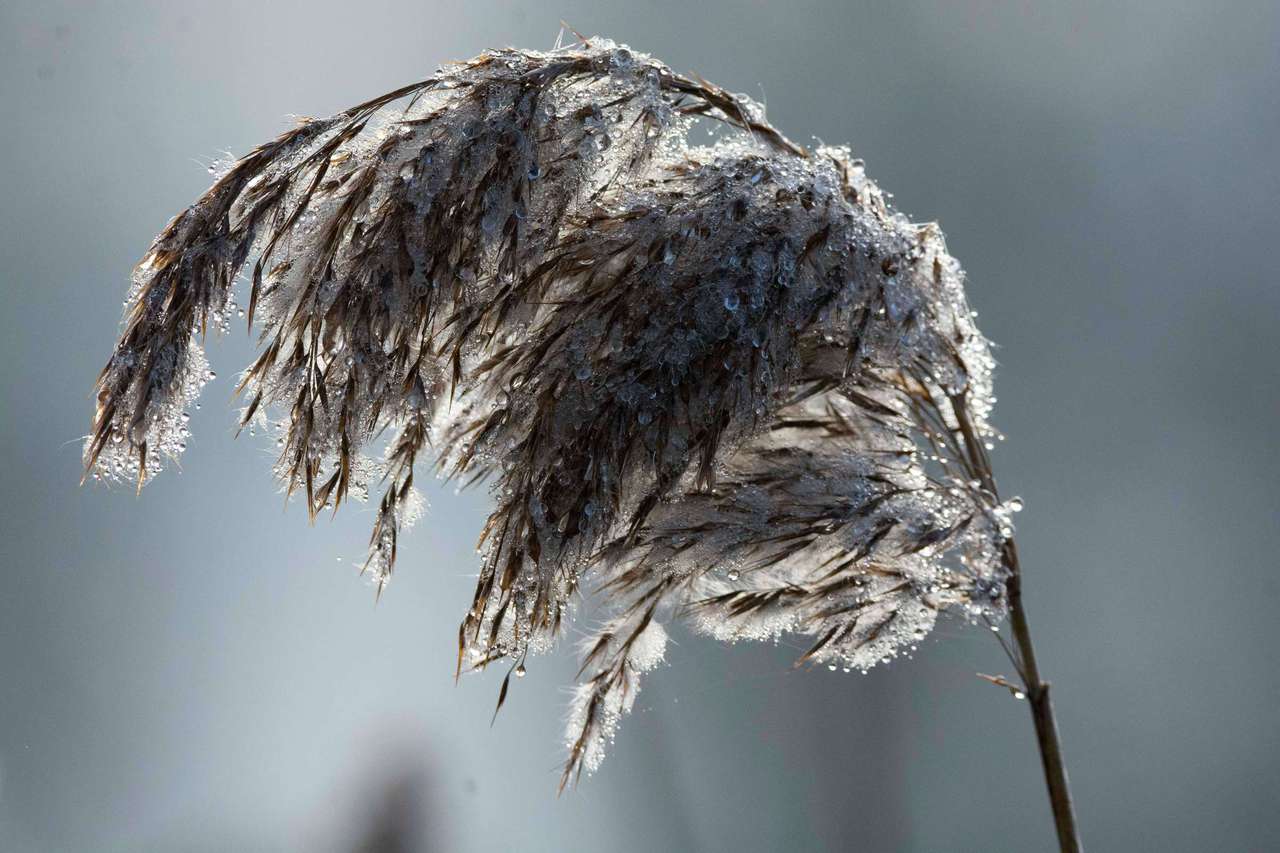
[2,2,1277,851]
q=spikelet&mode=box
[86,37,1017,786]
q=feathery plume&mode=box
[86,40,1075,844]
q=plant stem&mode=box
[1005,540,1082,853]
[949,395,1081,851]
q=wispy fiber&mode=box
[85,36,1052,801]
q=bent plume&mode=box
[86,37,1018,786]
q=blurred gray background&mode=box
[2,1,1277,851]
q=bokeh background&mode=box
[2,2,1277,851]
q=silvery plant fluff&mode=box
[85,37,1080,849]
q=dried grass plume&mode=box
[86,36,1025,789]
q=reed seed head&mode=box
[85,37,1016,786]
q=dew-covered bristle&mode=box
[85,36,1012,786]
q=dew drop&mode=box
[726,568,741,581]
[609,47,634,70]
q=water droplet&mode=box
[723,292,740,312]
[1013,690,1026,700]
[726,568,741,581]
[514,664,527,678]
[1007,497,1024,512]
[610,47,634,70]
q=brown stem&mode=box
[1005,541,1083,853]
[949,394,1081,851]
